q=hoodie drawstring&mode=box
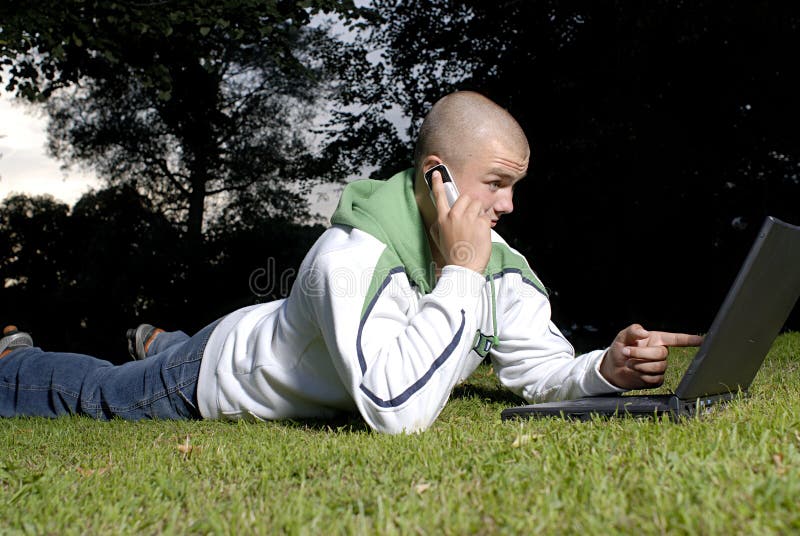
[489,274,500,346]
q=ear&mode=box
[415,155,443,192]
[421,155,442,174]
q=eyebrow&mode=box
[487,167,526,183]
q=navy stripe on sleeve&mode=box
[359,310,466,408]
[356,266,406,373]
[355,267,467,408]
[489,268,548,297]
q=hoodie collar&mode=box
[330,168,436,293]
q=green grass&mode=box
[2,332,800,535]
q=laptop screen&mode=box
[675,216,800,399]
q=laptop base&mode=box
[500,392,742,422]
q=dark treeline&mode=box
[0,187,323,362]
[0,187,324,363]
[1,1,799,360]
[491,1,800,349]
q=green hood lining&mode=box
[331,168,435,293]
[331,168,548,342]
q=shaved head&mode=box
[412,90,531,239]
[413,91,529,172]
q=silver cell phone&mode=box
[423,163,460,207]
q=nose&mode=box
[495,189,514,216]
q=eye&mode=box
[488,181,501,191]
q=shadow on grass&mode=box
[450,383,525,405]
[261,385,524,433]
[272,414,372,433]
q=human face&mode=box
[449,138,528,228]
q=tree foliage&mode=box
[0,0,365,246]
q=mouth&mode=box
[490,219,498,228]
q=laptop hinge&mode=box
[669,391,745,419]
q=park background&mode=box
[1,1,798,364]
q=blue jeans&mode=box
[0,319,220,420]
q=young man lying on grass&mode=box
[0,91,703,433]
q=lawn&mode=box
[1,332,799,535]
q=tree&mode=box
[0,194,74,351]
[0,187,184,360]
[0,184,330,363]
[0,0,366,250]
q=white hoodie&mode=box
[197,169,623,433]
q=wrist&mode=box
[441,239,489,275]
[598,349,622,388]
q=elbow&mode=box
[359,395,443,435]
[367,415,435,435]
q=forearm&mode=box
[490,287,625,402]
[496,346,622,403]
[321,265,487,433]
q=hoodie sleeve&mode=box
[489,272,625,402]
[305,246,486,434]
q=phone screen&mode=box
[424,164,460,207]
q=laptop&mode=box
[501,215,800,422]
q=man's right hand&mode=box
[429,169,492,274]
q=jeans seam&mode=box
[104,379,191,412]
[1,381,80,399]
[80,377,197,412]
[164,354,203,371]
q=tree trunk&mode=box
[187,174,206,252]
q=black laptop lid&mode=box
[674,216,800,400]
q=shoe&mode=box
[0,325,34,358]
[126,324,161,360]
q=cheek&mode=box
[483,194,499,214]
[470,190,494,210]
[459,184,483,201]
[460,185,496,211]
[483,191,502,210]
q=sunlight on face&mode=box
[449,138,528,227]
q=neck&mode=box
[414,177,445,277]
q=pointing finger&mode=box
[646,331,704,348]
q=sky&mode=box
[0,89,102,206]
[0,88,348,221]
